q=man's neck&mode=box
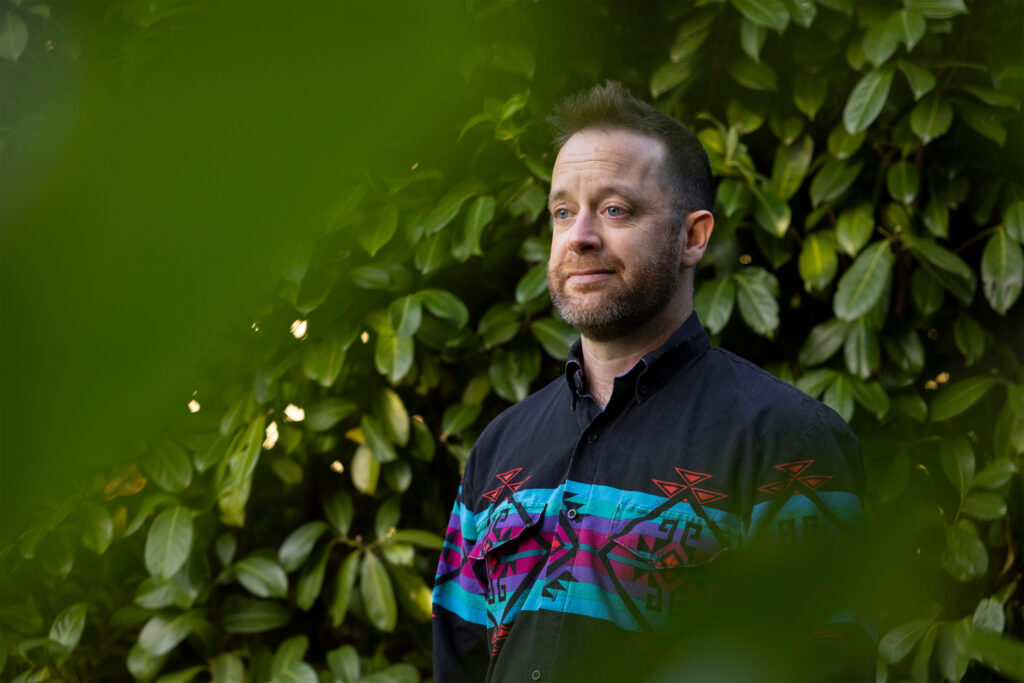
[580,298,693,407]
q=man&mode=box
[432,82,871,681]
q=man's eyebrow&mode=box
[548,184,643,207]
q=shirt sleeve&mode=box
[432,479,490,682]
[744,405,876,681]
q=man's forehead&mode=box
[550,129,666,198]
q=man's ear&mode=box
[680,210,715,268]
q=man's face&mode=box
[547,128,684,342]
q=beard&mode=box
[548,242,682,342]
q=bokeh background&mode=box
[1,1,1022,681]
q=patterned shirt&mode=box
[432,314,870,681]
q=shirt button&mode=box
[585,433,598,444]
[639,384,649,395]
[532,670,542,681]
[567,509,577,520]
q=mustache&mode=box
[552,256,624,274]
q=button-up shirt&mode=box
[432,314,869,681]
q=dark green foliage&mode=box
[1,1,1023,681]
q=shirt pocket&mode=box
[468,499,547,609]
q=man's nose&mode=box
[567,210,601,253]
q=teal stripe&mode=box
[433,582,488,626]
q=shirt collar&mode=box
[563,312,711,409]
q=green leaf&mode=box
[388,295,423,339]
[387,529,444,549]
[903,233,975,303]
[798,231,839,292]
[910,94,953,142]
[386,562,433,622]
[739,18,767,62]
[982,229,1024,314]
[726,55,779,91]
[810,158,863,207]
[908,0,967,19]
[694,277,736,335]
[492,42,535,78]
[359,205,399,257]
[730,0,789,32]
[454,197,493,262]
[850,378,890,418]
[893,10,926,50]
[887,161,920,205]
[955,100,1006,146]
[942,520,989,582]
[923,198,949,238]
[530,317,578,360]
[973,457,1018,489]
[80,502,114,555]
[49,603,87,654]
[422,181,482,235]
[967,630,1024,679]
[910,624,939,683]
[330,551,361,628]
[216,416,266,527]
[937,621,970,683]
[959,84,1021,109]
[143,442,193,494]
[844,67,895,134]
[348,445,379,497]
[210,653,244,683]
[1003,200,1024,243]
[515,262,549,304]
[156,666,205,683]
[414,230,450,274]
[374,387,410,447]
[350,265,391,290]
[323,490,353,536]
[716,178,752,218]
[272,636,316,683]
[478,303,521,349]
[138,610,202,656]
[0,11,28,63]
[650,60,697,98]
[361,414,396,464]
[940,435,975,495]
[489,346,541,403]
[823,374,855,422]
[216,533,237,567]
[751,185,791,237]
[278,521,328,572]
[836,203,875,256]
[360,551,397,632]
[796,368,834,398]
[930,376,999,422]
[897,61,935,100]
[827,124,866,160]
[441,402,481,439]
[785,0,816,28]
[145,506,194,581]
[222,597,290,634]
[961,492,1007,521]
[734,267,780,338]
[843,318,879,378]
[798,318,849,365]
[327,645,360,683]
[880,619,934,664]
[892,395,927,422]
[771,136,814,200]
[419,289,469,328]
[234,556,288,599]
[863,19,900,67]
[793,72,827,120]
[833,240,894,321]
[374,333,414,384]
[953,315,985,366]
[324,185,367,230]
[305,398,357,432]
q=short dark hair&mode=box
[548,81,715,228]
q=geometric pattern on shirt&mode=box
[756,460,833,495]
[483,468,532,503]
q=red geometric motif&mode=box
[490,623,512,655]
[756,460,833,495]
[482,468,532,502]
[652,467,727,505]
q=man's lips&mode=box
[565,269,615,284]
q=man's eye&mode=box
[607,206,625,217]
[555,208,570,220]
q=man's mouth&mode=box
[566,269,616,285]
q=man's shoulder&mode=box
[698,346,850,435]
